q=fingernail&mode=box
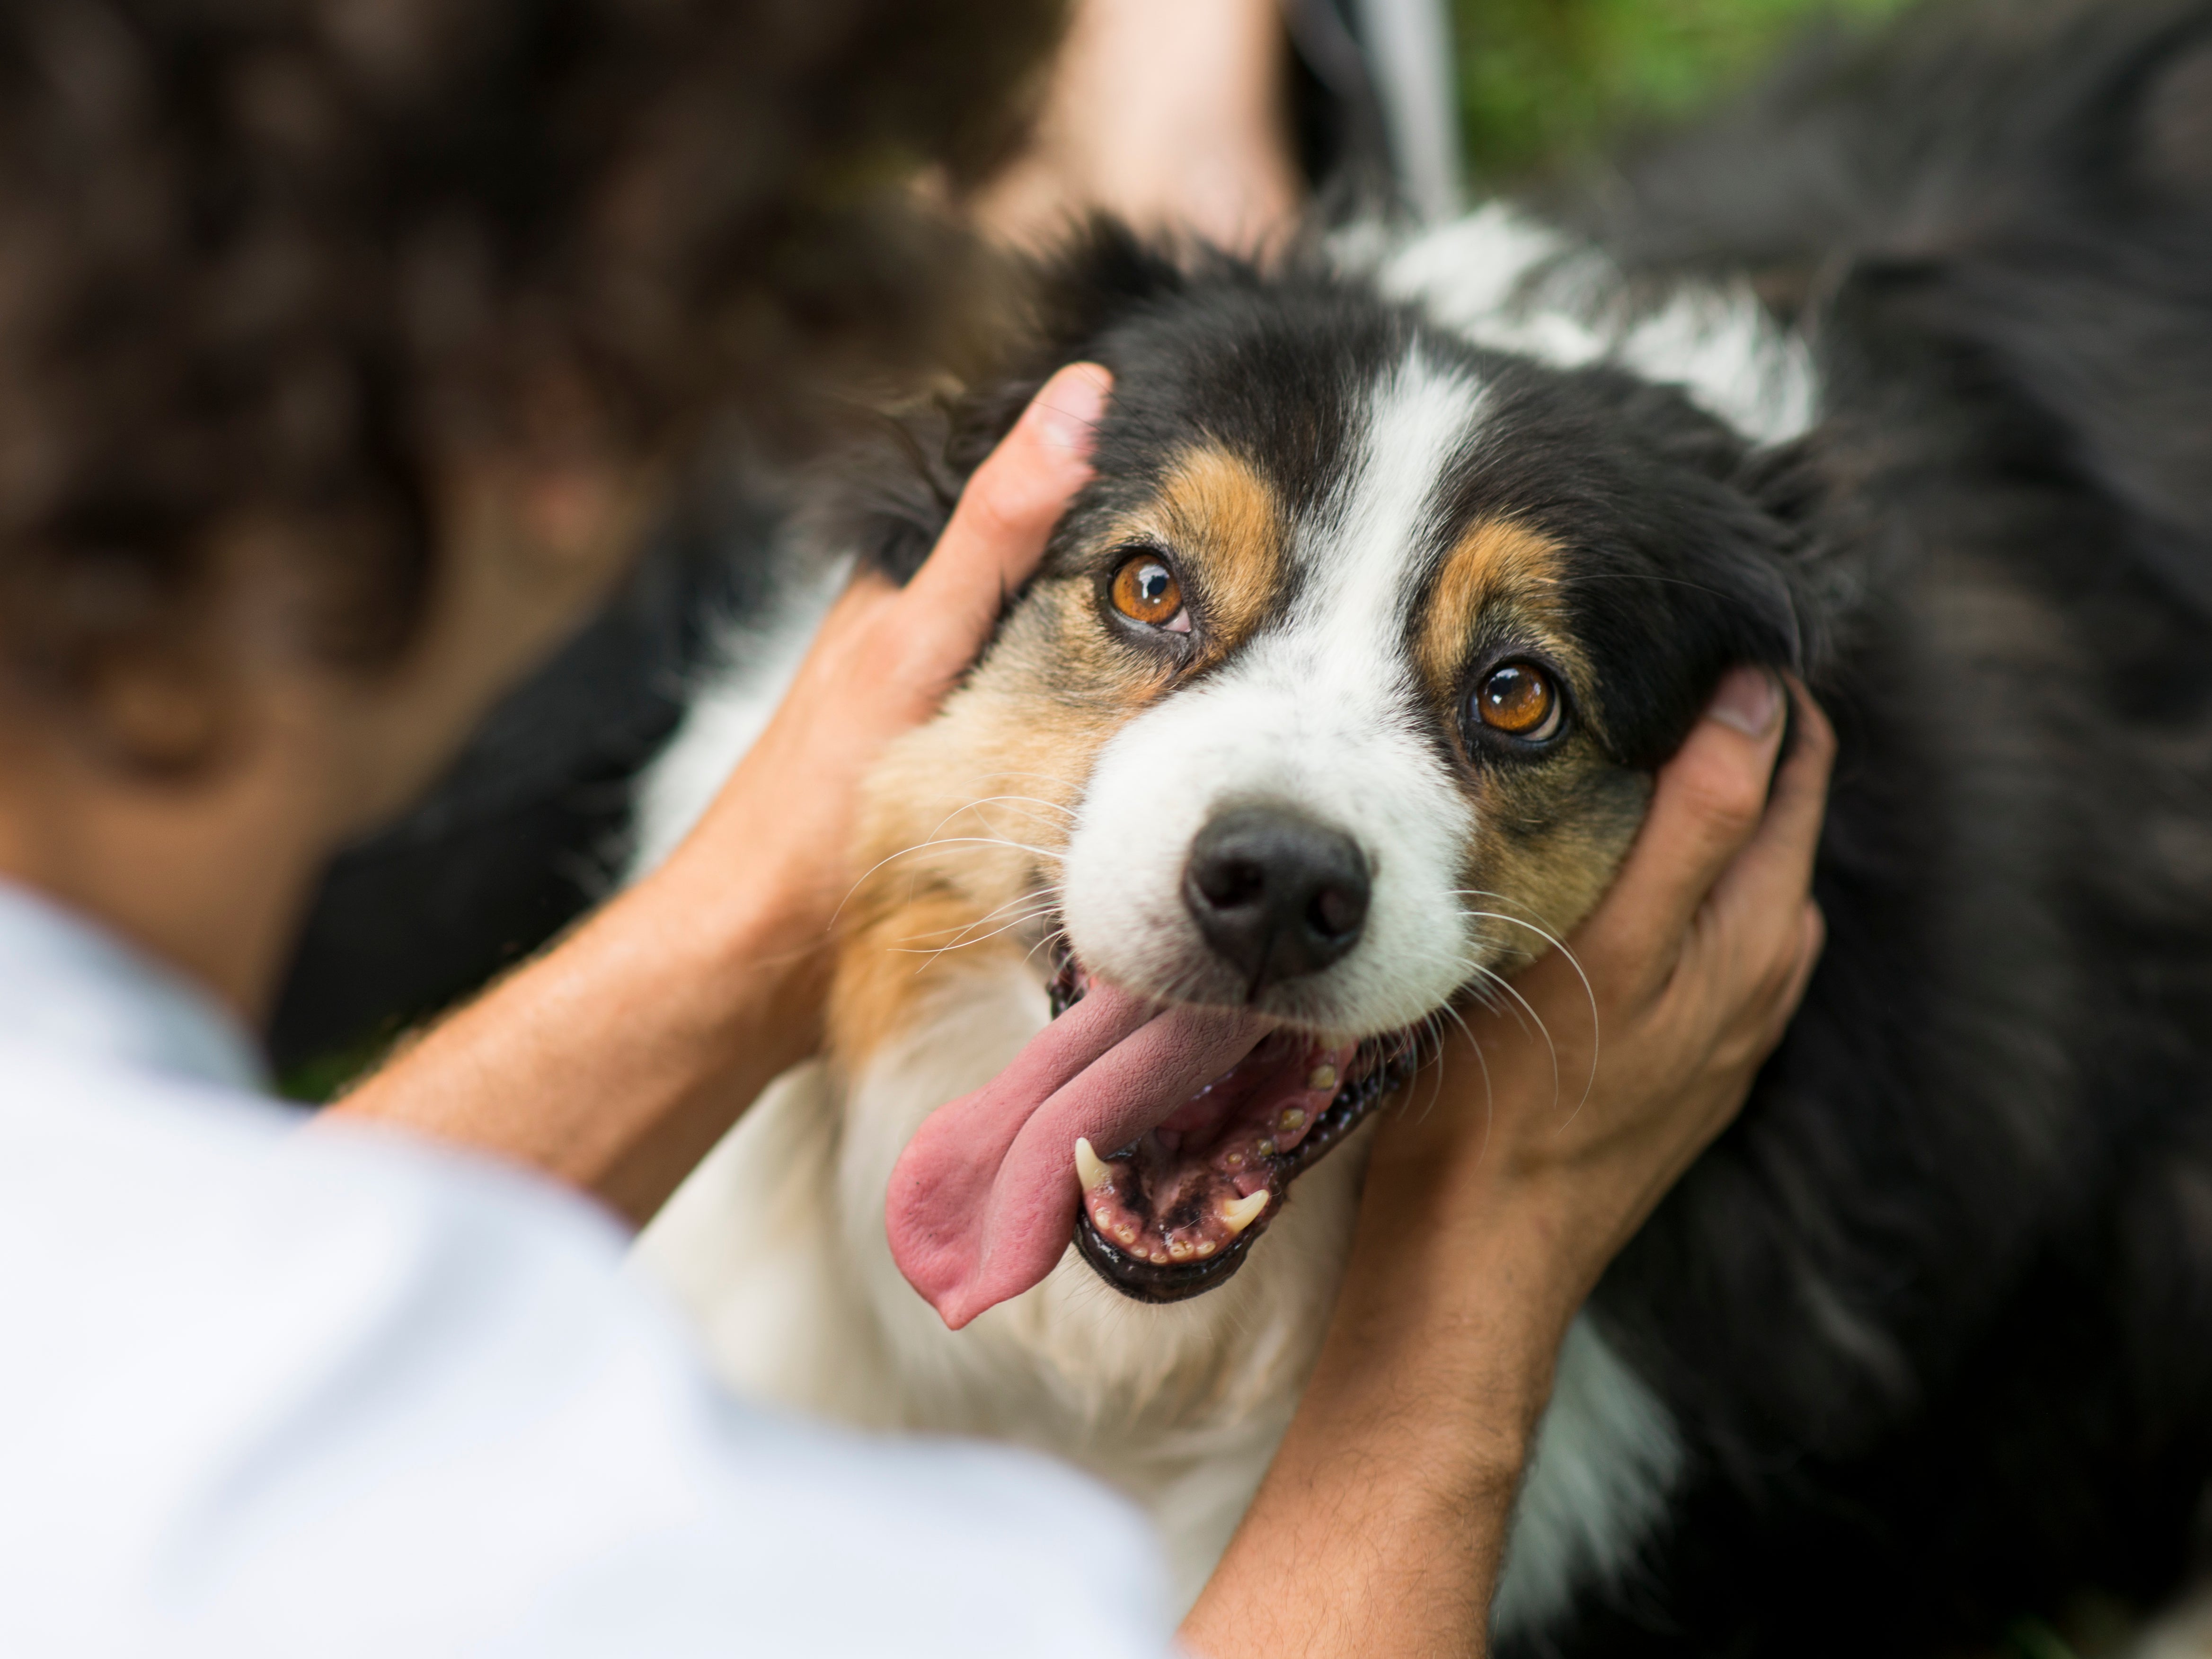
[1027,364,1111,456]
[1705,666,1782,737]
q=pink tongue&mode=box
[885,983,1270,1329]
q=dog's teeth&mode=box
[1195,1240,1217,1257]
[1074,1137,1117,1192]
[1280,1108,1306,1131]
[1169,1239,1193,1261]
[1219,1190,1270,1236]
[1307,1064,1337,1091]
[1256,1138,1275,1158]
[1115,1224,1138,1246]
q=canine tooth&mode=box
[1219,1189,1270,1236]
[1280,1108,1306,1131]
[1307,1064,1337,1091]
[1075,1136,1119,1192]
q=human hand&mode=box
[1369,667,1836,1304]
[655,364,1113,1062]
[1182,669,1833,1659]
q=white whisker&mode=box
[1450,899,1601,1114]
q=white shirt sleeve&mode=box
[0,1049,1180,1659]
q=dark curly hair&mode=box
[0,0,1059,722]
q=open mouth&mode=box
[883,938,1427,1329]
[1049,950,1423,1305]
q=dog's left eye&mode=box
[1473,662,1564,743]
[1109,552,1191,633]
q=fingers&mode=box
[1578,666,1789,981]
[1778,900,1827,1023]
[1702,679,1837,958]
[901,364,1113,639]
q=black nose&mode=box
[1183,807,1371,996]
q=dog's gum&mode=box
[1084,1166,1277,1265]
[1066,1021,1366,1272]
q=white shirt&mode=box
[0,882,1176,1657]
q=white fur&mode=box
[1368,203,1819,444]
[625,556,848,879]
[1062,352,1486,1034]
[1494,1318,1686,1635]
[625,215,1725,1634]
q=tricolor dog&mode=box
[630,3,2212,1650]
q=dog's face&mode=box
[835,239,1802,1314]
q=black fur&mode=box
[834,1,2212,1649]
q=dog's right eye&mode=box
[1109,552,1190,633]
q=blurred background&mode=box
[273,0,1914,1098]
[1452,0,1911,180]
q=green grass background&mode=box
[1451,0,1917,184]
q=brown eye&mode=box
[1109,553,1188,631]
[1474,662,1562,742]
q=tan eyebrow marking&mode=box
[1413,516,1572,700]
[1147,445,1286,651]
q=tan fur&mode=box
[830,444,1293,1073]
[1414,516,1575,699]
[1404,517,1647,970]
[827,602,1132,1068]
[1142,445,1287,654]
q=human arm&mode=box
[1183,672,1836,1659]
[327,365,1112,1226]
[972,0,1302,252]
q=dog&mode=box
[628,2,2212,1649]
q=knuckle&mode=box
[954,474,1024,544]
[1789,687,1840,762]
[1679,768,1764,838]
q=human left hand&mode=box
[655,363,1113,1059]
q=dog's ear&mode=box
[820,219,1187,586]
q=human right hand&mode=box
[1368,668,1834,1302]
[1185,668,1834,1659]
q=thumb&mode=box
[902,363,1114,632]
[1576,666,1788,985]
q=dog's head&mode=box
[830,225,1809,1324]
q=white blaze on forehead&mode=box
[1061,351,1488,1036]
[1284,350,1489,656]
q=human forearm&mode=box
[1183,1143,1589,1658]
[329,844,825,1226]
[973,0,1300,252]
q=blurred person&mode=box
[973,0,1303,251]
[0,3,1830,1657]
[262,0,1460,1068]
